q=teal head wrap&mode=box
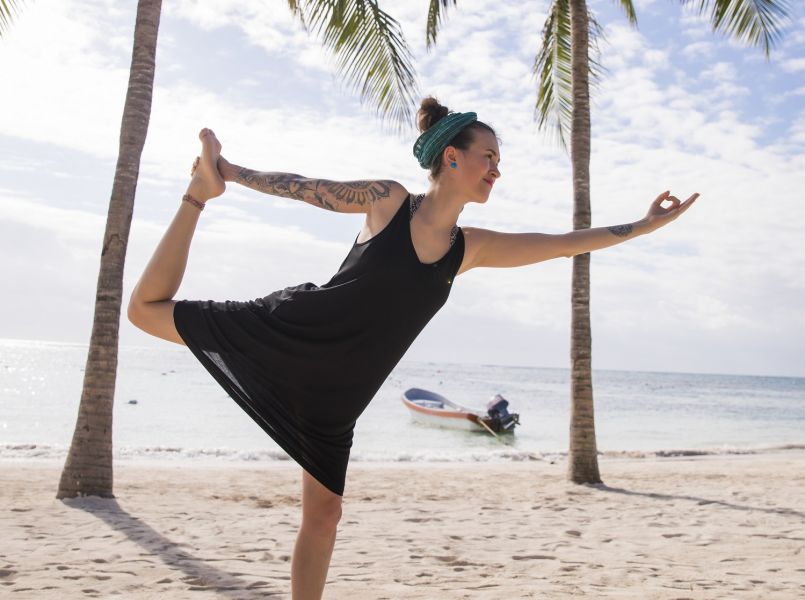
[412,111,477,169]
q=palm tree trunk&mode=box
[57,0,163,499]
[567,0,601,485]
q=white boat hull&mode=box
[407,405,486,432]
[401,387,489,433]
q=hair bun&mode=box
[417,96,450,134]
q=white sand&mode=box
[1,452,804,599]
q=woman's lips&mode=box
[483,179,493,186]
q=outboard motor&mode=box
[486,394,519,432]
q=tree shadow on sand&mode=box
[583,483,805,521]
[61,496,284,598]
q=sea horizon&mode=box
[3,336,803,380]
[3,337,804,465]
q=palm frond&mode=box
[0,0,25,38]
[287,0,421,137]
[613,0,638,25]
[682,0,793,60]
[285,0,310,33]
[425,0,457,52]
[532,0,608,155]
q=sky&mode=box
[1,0,803,378]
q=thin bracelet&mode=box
[182,193,205,211]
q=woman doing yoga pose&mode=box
[127,96,698,599]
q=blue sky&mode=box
[1,0,803,377]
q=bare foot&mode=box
[186,128,226,203]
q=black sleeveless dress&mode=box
[172,192,465,496]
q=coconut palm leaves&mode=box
[684,0,793,59]
[286,0,420,135]
[0,0,24,37]
[534,0,792,154]
[533,0,608,154]
[425,0,457,51]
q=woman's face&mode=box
[446,130,501,202]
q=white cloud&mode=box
[701,61,737,81]
[681,40,716,60]
[781,57,805,72]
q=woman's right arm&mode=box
[223,161,402,214]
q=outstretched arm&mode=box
[218,157,399,214]
[465,190,699,269]
[564,190,699,257]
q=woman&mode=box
[127,96,698,599]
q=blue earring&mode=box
[450,161,457,169]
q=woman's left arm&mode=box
[463,190,699,271]
[563,190,699,257]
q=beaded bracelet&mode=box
[182,193,205,211]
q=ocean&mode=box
[2,338,803,465]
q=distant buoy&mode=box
[128,399,138,405]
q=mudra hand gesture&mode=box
[645,190,699,231]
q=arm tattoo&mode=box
[234,167,307,201]
[233,168,392,212]
[314,179,392,211]
[607,223,633,238]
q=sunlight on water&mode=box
[1,339,803,463]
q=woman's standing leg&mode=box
[291,470,343,599]
[127,128,225,343]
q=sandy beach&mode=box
[2,452,804,599]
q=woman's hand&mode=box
[191,154,238,182]
[644,190,699,231]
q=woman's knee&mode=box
[301,471,343,531]
[303,499,342,532]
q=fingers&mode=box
[655,190,700,214]
[678,192,699,213]
[666,192,701,220]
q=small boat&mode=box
[401,387,520,435]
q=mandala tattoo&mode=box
[318,180,393,210]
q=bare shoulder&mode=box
[354,181,410,243]
[363,180,410,226]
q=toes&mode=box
[199,128,218,143]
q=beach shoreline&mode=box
[2,451,804,598]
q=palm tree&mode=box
[56,0,165,498]
[425,0,792,484]
[54,0,424,498]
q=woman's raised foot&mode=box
[185,128,226,203]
